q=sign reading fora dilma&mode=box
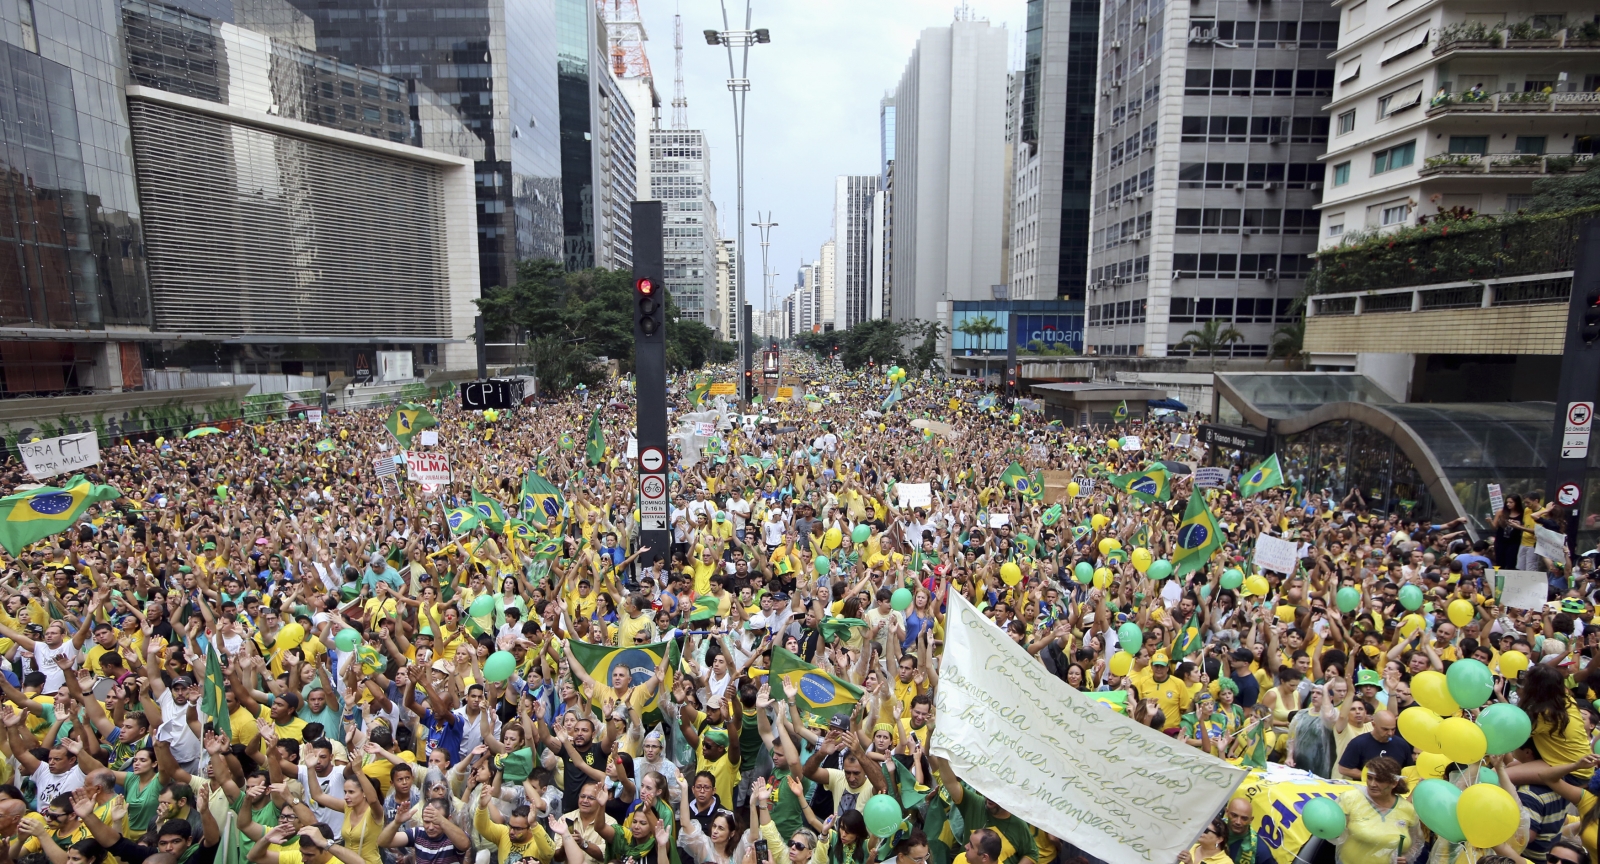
[460,379,522,411]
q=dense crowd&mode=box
[0,353,1589,864]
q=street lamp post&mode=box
[705,5,769,401]
[753,213,776,394]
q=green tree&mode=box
[907,320,946,373]
[1269,316,1305,368]
[1527,167,1600,213]
[956,314,1005,382]
[1179,319,1245,369]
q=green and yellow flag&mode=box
[520,472,564,530]
[567,638,677,726]
[688,380,710,408]
[766,647,863,726]
[1113,400,1129,422]
[385,403,436,448]
[201,642,230,733]
[585,411,605,466]
[1172,493,1225,578]
[998,462,1033,497]
[446,506,481,536]
[1111,466,1171,503]
[0,475,120,555]
[471,488,507,531]
[1240,453,1285,498]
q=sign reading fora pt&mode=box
[18,432,100,481]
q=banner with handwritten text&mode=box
[931,592,1247,864]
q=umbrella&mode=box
[1147,397,1189,411]
[186,427,224,438]
[862,410,883,418]
[1153,460,1192,475]
[910,418,958,439]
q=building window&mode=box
[1328,220,1345,236]
[1381,203,1410,225]
[1337,110,1356,135]
[1333,161,1351,185]
[1377,81,1424,117]
[1372,141,1416,174]
[1515,136,1547,155]
[1448,136,1488,155]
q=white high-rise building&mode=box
[833,175,878,330]
[818,241,837,330]
[889,21,1009,323]
[649,130,716,326]
[715,238,738,339]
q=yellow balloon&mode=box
[275,622,306,650]
[1398,706,1444,755]
[1243,575,1270,597]
[1000,561,1023,586]
[339,429,350,439]
[1412,670,1461,716]
[1275,605,1297,623]
[1399,613,1427,638]
[1098,537,1116,556]
[1447,598,1476,628]
[1497,649,1530,678]
[1109,651,1133,677]
[1093,567,1113,589]
[1091,514,1110,531]
[1130,548,1152,573]
[1436,717,1487,764]
[1458,783,1521,848]
[1413,751,1451,780]
[1067,482,1081,497]
[824,527,842,551]
[1106,438,1118,449]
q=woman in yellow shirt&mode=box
[1330,757,1422,864]
[1506,665,1594,787]
[306,758,386,864]
[1178,816,1233,864]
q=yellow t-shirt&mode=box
[1134,674,1191,729]
[689,559,718,596]
[257,706,308,742]
[1532,702,1592,778]
[475,803,555,864]
[697,741,738,810]
[230,706,261,748]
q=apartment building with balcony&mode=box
[1316,1,1599,243]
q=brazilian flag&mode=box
[1240,453,1285,498]
[566,638,677,727]
[688,380,710,407]
[0,474,121,556]
[471,489,507,531]
[881,384,903,412]
[446,506,481,536]
[1171,493,1224,578]
[526,535,563,581]
[1110,466,1170,503]
[521,472,565,529]
[1026,471,1044,502]
[505,519,539,542]
[200,642,230,733]
[559,432,575,451]
[1113,400,1129,422]
[998,462,1032,496]
[1087,690,1127,714]
[385,403,436,448]
[314,439,335,453]
[766,647,862,726]
[585,411,605,466]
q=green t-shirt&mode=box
[770,767,806,843]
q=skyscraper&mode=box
[889,21,1008,324]
[878,96,895,320]
[1083,0,1334,355]
[717,239,739,339]
[557,0,635,271]
[833,176,877,330]
[818,241,836,331]
[1009,0,1102,301]
[652,130,715,326]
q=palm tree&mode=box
[1269,317,1305,368]
[1180,319,1245,370]
[956,314,1005,385]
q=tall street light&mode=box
[753,212,777,345]
[704,6,769,399]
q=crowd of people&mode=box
[0,352,1588,864]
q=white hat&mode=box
[747,613,769,630]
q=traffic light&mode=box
[743,368,754,401]
[1584,287,1600,346]
[1007,365,1017,395]
[635,277,664,342]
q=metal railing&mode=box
[1420,152,1594,175]
[1426,91,1600,114]
[1307,273,1573,317]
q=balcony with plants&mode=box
[1419,152,1595,175]
[1434,17,1600,53]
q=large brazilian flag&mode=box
[567,638,678,727]
[0,474,120,555]
[765,646,863,726]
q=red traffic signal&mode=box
[635,277,657,296]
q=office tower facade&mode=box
[818,241,836,330]
[889,21,1008,324]
[1084,0,1336,355]
[651,130,716,326]
[258,0,564,292]
[1317,5,1598,244]
[879,96,896,320]
[1011,0,1102,301]
[716,238,738,339]
[557,0,635,271]
[833,175,876,330]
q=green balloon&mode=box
[1220,569,1244,590]
[469,594,495,617]
[1118,623,1143,655]
[1073,561,1093,584]
[891,588,913,612]
[1445,658,1493,709]
[483,651,517,683]
[1478,702,1533,755]
[862,794,903,838]
[1399,584,1424,611]
[1336,586,1362,613]
[1147,559,1173,580]
[815,556,831,575]
[335,628,360,653]
[852,524,871,544]
[1477,768,1498,786]
[1300,797,1346,841]
[1411,779,1465,842]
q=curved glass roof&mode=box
[1216,373,1396,419]
[1382,402,1556,474]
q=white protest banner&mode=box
[1535,525,1569,565]
[988,513,1010,528]
[1121,435,1141,451]
[373,456,397,479]
[932,592,1246,864]
[627,437,638,460]
[307,409,323,425]
[896,482,932,509]
[1253,534,1300,575]
[1487,483,1504,516]
[19,433,100,481]
[695,421,716,437]
[1174,433,1193,449]
[1193,467,1230,489]
[1499,570,1547,611]
[419,430,439,447]
[405,451,451,485]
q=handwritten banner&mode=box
[19,433,100,481]
[1253,534,1300,575]
[1193,466,1230,489]
[931,592,1246,864]
[404,451,451,485]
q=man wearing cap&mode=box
[680,715,740,811]
[1135,652,1191,731]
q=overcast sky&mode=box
[635,0,1024,312]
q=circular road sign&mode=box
[1558,482,1582,507]
[641,475,665,500]
[640,447,664,472]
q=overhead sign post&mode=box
[633,201,670,566]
